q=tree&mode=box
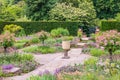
[93,0,120,19]
[0,0,26,21]
[25,0,58,21]
[49,0,96,24]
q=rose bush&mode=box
[96,30,120,52]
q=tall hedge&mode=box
[0,22,79,36]
[101,21,120,31]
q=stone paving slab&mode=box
[4,48,91,80]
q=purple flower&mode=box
[43,70,50,75]
[39,71,43,76]
[54,68,60,75]
[2,64,14,70]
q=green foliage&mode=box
[28,75,56,80]
[113,50,120,55]
[37,46,56,54]
[3,24,23,34]
[16,39,29,43]
[90,48,106,57]
[30,37,40,44]
[84,57,98,66]
[77,29,82,38]
[62,36,73,41]
[22,46,38,53]
[101,21,120,31]
[44,38,56,46]
[0,0,26,21]
[49,1,96,24]
[14,42,24,49]
[0,22,79,36]
[0,53,33,64]
[115,13,120,21]
[23,46,56,54]
[25,0,58,21]
[17,61,37,73]
[0,32,15,49]
[16,29,26,37]
[36,31,49,45]
[51,28,69,37]
[93,0,120,19]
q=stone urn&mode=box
[62,41,70,50]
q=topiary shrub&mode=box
[101,21,120,31]
[0,22,79,36]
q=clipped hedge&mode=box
[0,21,79,36]
[101,21,120,31]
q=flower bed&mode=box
[0,53,39,77]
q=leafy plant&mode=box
[30,37,40,44]
[84,57,98,66]
[77,29,82,39]
[16,39,29,43]
[0,31,15,53]
[36,31,49,46]
[62,36,73,41]
[16,29,26,37]
[44,38,56,46]
[51,28,69,38]
[38,46,55,54]
[113,50,120,55]
[14,42,25,49]
[22,46,38,53]
[0,53,33,64]
[96,30,120,52]
[3,24,23,34]
[90,48,106,57]
[23,46,56,54]
[17,61,37,73]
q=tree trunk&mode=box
[109,49,113,62]
[4,46,7,54]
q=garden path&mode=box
[4,48,91,80]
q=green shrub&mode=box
[16,39,30,43]
[44,38,56,46]
[84,57,98,66]
[28,76,41,80]
[38,46,55,54]
[22,46,38,53]
[28,75,56,80]
[0,22,79,36]
[14,42,25,49]
[17,61,37,73]
[90,48,106,57]
[23,46,56,54]
[0,53,33,64]
[113,50,120,54]
[30,37,40,44]
[101,21,120,31]
[62,36,74,41]
[16,29,26,37]
[36,31,49,45]
[51,28,69,37]
[3,24,23,34]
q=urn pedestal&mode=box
[62,41,70,59]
